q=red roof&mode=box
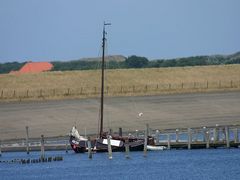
[18,62,53,73]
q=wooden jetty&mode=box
[151,124,240,149]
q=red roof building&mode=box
[10,62,53,74]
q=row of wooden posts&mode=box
[1,80,239,100]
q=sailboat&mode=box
[69,22,155,153]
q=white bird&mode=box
[138,112,143,117]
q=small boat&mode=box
[147,145,166,151]
[69,22,154,153]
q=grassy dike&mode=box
[0,64,240,101]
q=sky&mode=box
[0,0,240,62]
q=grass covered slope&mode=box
[0,64,240,100]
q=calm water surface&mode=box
[0,149,240,180]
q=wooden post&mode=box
[107,135,112,160]
[206,131,210,149]
[175,129,179,143]
[188,128,192,150]
[87,137,92,159]
[25,126,29,154]
[13,90,16,97]
[225,126,230,148]
[145,85,148,92]
[167,134,171,150]
[40,135,45,161]
[125,138,130,159]
[0,140,2,157]
[144,124,149,157]
[26,90,29,98]
[168,84,171,90]
[67,88,70,95]
[119,127,122,137]
[181,83,184,89]
[213,127,219,143]
[155,130,160,145]
[234,128,239,143]
[230,80,233,88]
[1,90,3,98]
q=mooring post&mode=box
[40,135,45,161]
[119,127,122,137]
[155,130,160,145]
[107,135,112,160]
[188,128,192,150]
[87,137,92,159]
[206,131,210,149]
[125,138,130,159]
[144,124,149,157]
[167,134,171,150]
[225,126,230,148]
[176,129,179,143]
[234,128,239,143]
[213,126,219,143]
[25,126,29,154]
[65,141,68,153]
[0,140,2,157]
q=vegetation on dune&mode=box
[1,52,240,74]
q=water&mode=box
[0,149,240,180]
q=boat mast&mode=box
[100,22,111,137]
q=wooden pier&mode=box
[151,124,240,149]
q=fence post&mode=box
[13,90,16,98]
[1,90,3,99]
[67,88,70,96]
[25,126,29,154]
[120,86,123,94]
[181,83,184,89]
[156,84,159,90]
[145,85,148,92]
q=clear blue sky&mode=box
[0,0,240,62]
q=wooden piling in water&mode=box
[87,137,92,159]
[225,126,230,148]
[144,124,149,157]
[0,140,2,157]
[175,129,179,143]
[167,134,171,150]
[40,135,45,161]
[213,127,219,143]
[155,130,160,145]
[188,128,192,150]
[119,127,122,137]
[206,131,210,149]
[234,128,239,143]
[125,138,130,159]
[107,135,112,160]
[25,126,29,154]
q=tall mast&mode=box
[100,22,111,137]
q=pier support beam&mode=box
[87,137,92,159]
[213,128,219,143]
[225,126,230,148]
[155,130,160,145]
[25,126,29,154]
[175,129,179,143]
[119,128,122,137]
[40,135,45,161]
[206,131,210,149]
[234,128,239,143]
[0,140,2,157]
[188,128,192,150]
[107,135,112,160]
[144,124,149,157]
[167,134,171,150]
[125,138,130,159]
